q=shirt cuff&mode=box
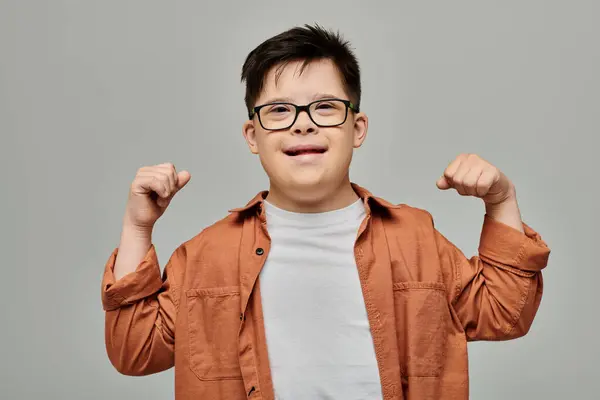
[478,214,550,273]
[101,244,164,311]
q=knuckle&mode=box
[159,171,171,182]
[151,176,164,187]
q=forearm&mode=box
[105,298,175,375]
[101,242,179,376]
[442,214,549,341]
[484,186,525,234]
[455,256,543,340]
[113,223,153,281]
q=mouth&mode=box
[283,145,328,157]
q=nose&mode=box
[291,109,317,135]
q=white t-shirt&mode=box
[259,198,383,400]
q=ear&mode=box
[242,119,259,154]
[352,112,368,148]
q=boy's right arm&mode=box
[101,163,191,376]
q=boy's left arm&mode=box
[435,153,551,341]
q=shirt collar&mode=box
[227,182,402,215]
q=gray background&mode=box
[1,0,597,399]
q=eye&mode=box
[315,102,334,109]
[267,104,292,114]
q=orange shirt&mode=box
[101,184,550,399]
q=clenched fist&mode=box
[124,163,191,230]
[436,154,515,205]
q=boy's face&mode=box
[242,59,368,197]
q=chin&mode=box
[288,171,328,188]
[285,173,339,200]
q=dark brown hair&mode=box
[240,24,361,114]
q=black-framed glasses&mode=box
[249,98,359,131]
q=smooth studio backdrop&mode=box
[1,1,598,399]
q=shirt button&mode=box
[255,248,264,255]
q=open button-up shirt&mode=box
[101,184,550,399]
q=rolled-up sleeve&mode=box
[101,244,185,376]
[435,214,551,341]
[102,245,164,310]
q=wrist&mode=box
[485,193,517,214]
[483,187,524,233]
[121,221,153,242]
[485,183,516,207]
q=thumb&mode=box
[156,171,191,208]
[436,176,451,190]
[176,170,191,190]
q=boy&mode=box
[101,25,550,400]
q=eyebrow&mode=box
[262,93,342,104]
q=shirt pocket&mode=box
[186,286,243,381]
[392,281,451,378]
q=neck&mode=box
[265,177,359,213]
